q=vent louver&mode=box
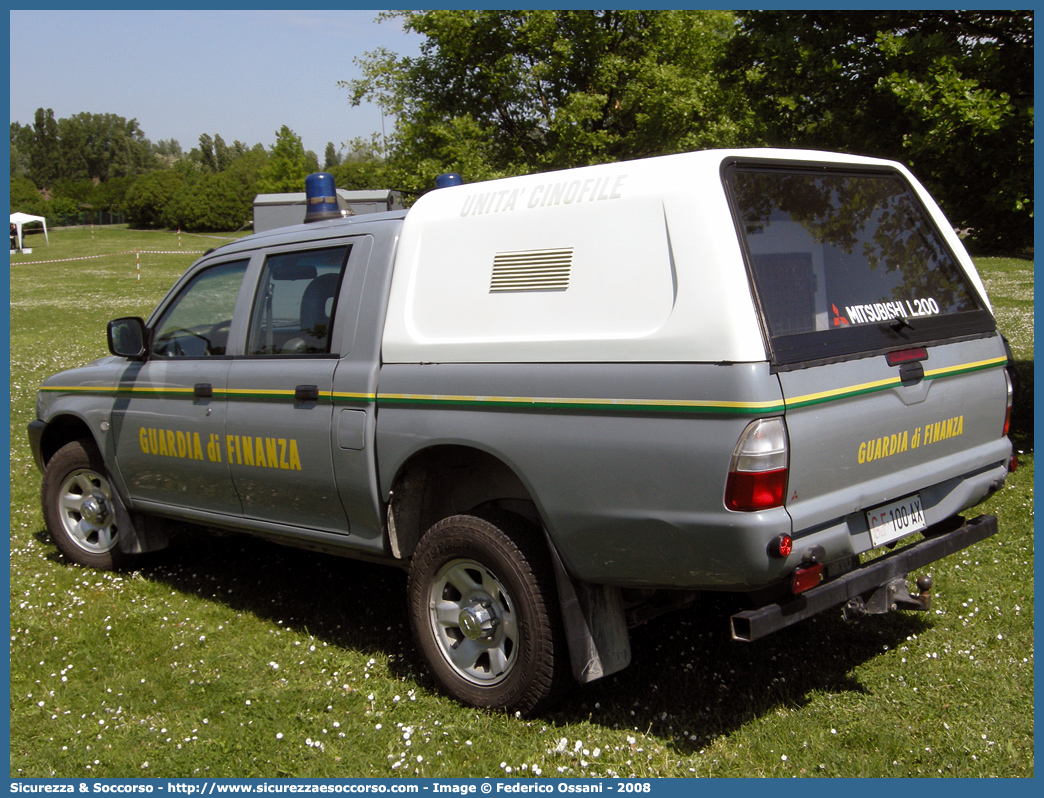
[489,248,573,293]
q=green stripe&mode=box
[783,379,900,410]
[42,386,372,403]
[223,389,319,401]
[783,357,1007,410]
[41,386,120,396]
[376,394,782,415]
[332,392,378,404]
[39,357,1005,415]
[924,357,1007,380]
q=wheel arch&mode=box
[385,443,545,561]
[36,414,168,557]
[37,414,97,468]
[387,443,636,692]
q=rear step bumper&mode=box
[730,514,998,642]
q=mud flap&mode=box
[112,489,169,554]
[547,542,631,684]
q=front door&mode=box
[111,258,251,517]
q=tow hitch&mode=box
[730,514,997,642]
[842,574,932,621]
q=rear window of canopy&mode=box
[724,161,995,367]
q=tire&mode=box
[407,512,571,715]
[41,438,129,570]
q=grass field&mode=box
[8,228,1034,778]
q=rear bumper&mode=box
[730,514,998,641]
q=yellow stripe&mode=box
[784,375,900,407]
[331,391,378,401]
[40,385,115,393]
[923,355,1007,379]
[119,386,196,394]
[228,388,305,397]
[41,357,1007,410]
[784,356,1008,408]
[377,392,782,410]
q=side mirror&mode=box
[107,317,149,360]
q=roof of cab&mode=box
[201,209,408,259]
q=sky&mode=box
[9,9,425,159]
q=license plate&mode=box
[867,494,926,547]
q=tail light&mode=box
[725,417,788,512]
[1003,369,1014,437]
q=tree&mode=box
[344,10,751,190]
[88,175,134,215]
[61,112,154,181]
[45,195,81,225]
[223,145,269,198]
[161,143,268,232]
[329,135,397,191]
[323,141,343,170]
[153,139,183,158]
[125,170,187,228]
[164,172,253,232]
[10,122,33,177]
[9,176,44,215]
[214,134,233,172]
[30,108,61,187]
[15,109,154,186]
[727,11,1033,252]
[255,126,315,193]
[56,118,90,181]
[198,133,217,173]
[48,178,94,205]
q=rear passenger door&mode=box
[224,238,369,534]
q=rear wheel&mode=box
[41,438,129,570]
[407,512,570,714]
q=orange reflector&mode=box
[791,563,823,594]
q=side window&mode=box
[246,245,350,356]
[151,260,249,357]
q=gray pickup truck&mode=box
[29,149,1015,714]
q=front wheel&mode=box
[407,512,571,715]
[41,438,129,570]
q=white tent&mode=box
[10,211,49,250]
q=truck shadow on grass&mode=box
[38,524,931,749]
[141,531,418,659]
[552,595,928,751]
